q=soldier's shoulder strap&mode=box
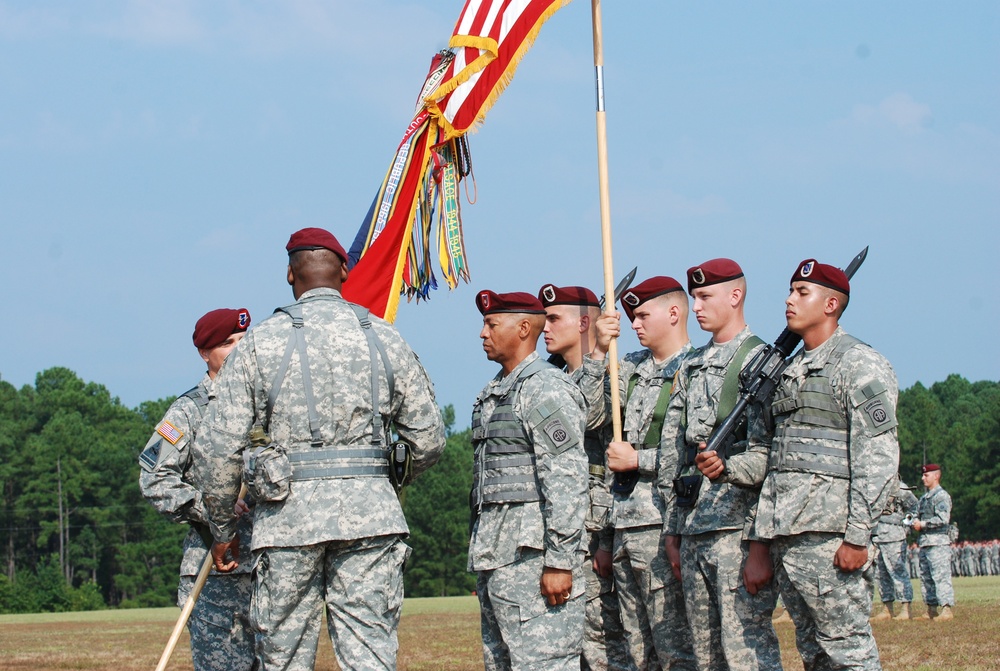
[716,334,765,424]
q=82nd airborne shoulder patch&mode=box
[859,395,898,435]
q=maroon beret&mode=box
[193,308,251,350]
[286,227,348,263]
[791,259,850,296]
[537,284,599,308]
[620,276,683,321]
[687,258,744,294]
[476,290,545,315]
[922,463,941,474]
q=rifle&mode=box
[674,247,868,504]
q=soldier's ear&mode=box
[825,294,840,317]
[287,265,294,286]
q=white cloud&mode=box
[851,92,932,134]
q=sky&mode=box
[1,1,997,424]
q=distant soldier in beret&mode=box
[659,259,781,671]
[470,290,589,671]
[192,227,445,671]
[702,258,900,670]
[578,276,696,671]
[913,463,955,619]
[538,284,629,671]
[139,307,255,671]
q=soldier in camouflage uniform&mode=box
[140,308,255,671]
[192,228,446,671]
[913,463,955,620]
[908,543,919,580]
[538,283,629,671]
[469,290,589,671]
[700,259,899,670]
[580,276,696,671]
[662,259,781,671]
[870,478,918,620]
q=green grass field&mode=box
[1,578,997,670]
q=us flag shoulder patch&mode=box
[157,420,183,445]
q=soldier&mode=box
[579,276,696,671]
[700,258,899,670]
[912,463,955,620]
[908,543,919,580]
[469,290,589,671]
[871,477,918,620]
[192,227,446,671]
[139,308,254,671]
[538,284,629,671]
[662,259,782,671]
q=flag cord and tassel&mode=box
[591,0,623,442]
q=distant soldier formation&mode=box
[140,232,984,671]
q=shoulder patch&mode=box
[542,417,575,453]
[139,438,162,470]
[852,382,898,435]
[157,420,184,445]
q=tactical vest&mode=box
[256,295,395,482]
[470,358,551,509]
[767,334,862,479]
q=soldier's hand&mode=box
[593,312,621,357]
[540,567,573,607]
[833,541,868,573]
[593,548,613,578]
[695,442,725,480]
[664,535,682,582]
[911,520,923,532]
[742,541,773,595]
[607,441,639,472]
[211,536,240,573]
[234,498,251,517]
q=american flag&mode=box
[157,421,183,445]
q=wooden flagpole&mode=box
[154,484,247,671]
[591,0,623,442]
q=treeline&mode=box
[0,368,996,613]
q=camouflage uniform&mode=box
[917,485,954,608]
[469,352,589,671]
[139,374,255,671]
[725,327,899,671]
[872,482,917,605]
[908,545,919,580]
[662,328,781,671]
[569,365,630,671]
[193,288,445,671]
[580,345,696,671]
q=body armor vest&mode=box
[470,358,550,508]
[768,334,862,479]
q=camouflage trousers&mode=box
[771,533,880,671]
[177,573,255,671]
[873,540,913,603]
[250,535,410,671]
[583,535,630,671]
[476,548,585,671]
[918,545,954,607]
[613,525,695,671]
[680,531,781,671]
